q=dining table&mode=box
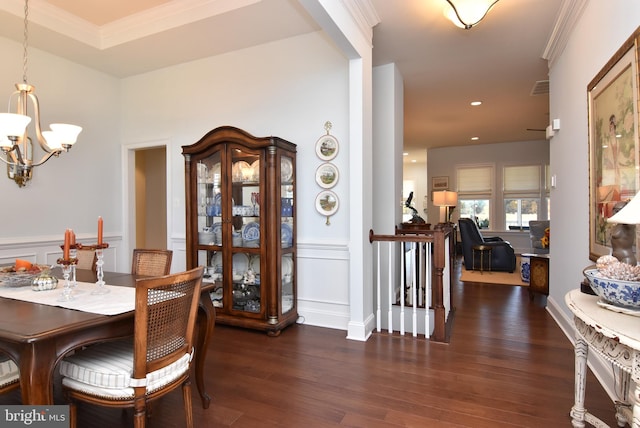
[0,268,216,407]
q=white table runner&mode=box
[0,281,135,315]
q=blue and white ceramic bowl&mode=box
[583,268,640,309]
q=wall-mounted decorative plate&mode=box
[315,135,339,161]
[315,190,339,216]
[315,162,339,189]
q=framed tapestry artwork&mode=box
[588,26,640,261]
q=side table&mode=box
[472,244,492,273]
[565,289,640,427]
[528,254,549,300]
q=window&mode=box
[460,199,491,228]
[503,165,542,229]
[457,166,493,229]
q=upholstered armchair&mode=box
[458,218,517,272]
[529,220,550,254]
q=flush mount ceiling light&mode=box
[444,0,500,29]
[0,0,82,187]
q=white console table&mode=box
[565,289,640,427]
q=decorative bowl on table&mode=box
[0,264,51,288]
[583,268,640,310]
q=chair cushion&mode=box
[60,339,192,399]
[0,357,19,388]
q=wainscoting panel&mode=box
[297,241,350,330]
[0,235,123,272]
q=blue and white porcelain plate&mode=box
[212,223,222,245]
[281,223,293,248]
[242,222,260,241]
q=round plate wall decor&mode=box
[315,163,339,189]
[315,190,339,216]
[315,135,339,161]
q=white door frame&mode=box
[121,139,172,272]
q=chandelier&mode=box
[0,0,81,187]
[444,0,500,30]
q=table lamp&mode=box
[433,190,458,223]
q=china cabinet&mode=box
[182,126,297,335]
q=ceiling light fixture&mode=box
[444,0,499,30]
[0,0,81,187]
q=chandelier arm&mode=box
[0,145,60,168]
[0,153,17,166]
[31,150,60,167]
[445,0,500,29]
[26,91,52,153]
[10,142,27,166]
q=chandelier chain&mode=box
[22,0,29,83]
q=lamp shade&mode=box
[444,0,498,29]
[433,190,458,207]
[0,136,12,149]
[0,113,31,138]
[607,191,640,224]
[50,123,82,146]
[42,131,63,151]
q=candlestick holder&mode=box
[56,259,77,302]
[91,243,109,295]
[60,244,82,288]
[69,245,78,288]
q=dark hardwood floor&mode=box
[0,259,619,427]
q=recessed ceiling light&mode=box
[470,101,482,106]
[411,159,417,163]
[471,136,479,140]
[403,152,409,156]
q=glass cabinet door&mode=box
[195,151,223,305]
[281,155,294,315]
[230,146,262,313]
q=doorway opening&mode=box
[122,140,172,272]
[134,147,167,249]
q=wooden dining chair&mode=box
[59,266,204,428]
[131,249,173,277]
[0,354,19,395]
[75,249,97,271]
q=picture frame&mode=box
[588,27,640,261]
[315,135,339,161]
[432,176,449,190]
[315,162,339,189]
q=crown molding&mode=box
[2,0,260,50]
[100,0,259,49]
[341,0,380,48]
[542,0,588,69]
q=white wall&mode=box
[547,0,640,400]
[0,37,123,266]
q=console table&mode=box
[565,289,640,427]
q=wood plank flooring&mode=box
[0,260,620,427]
